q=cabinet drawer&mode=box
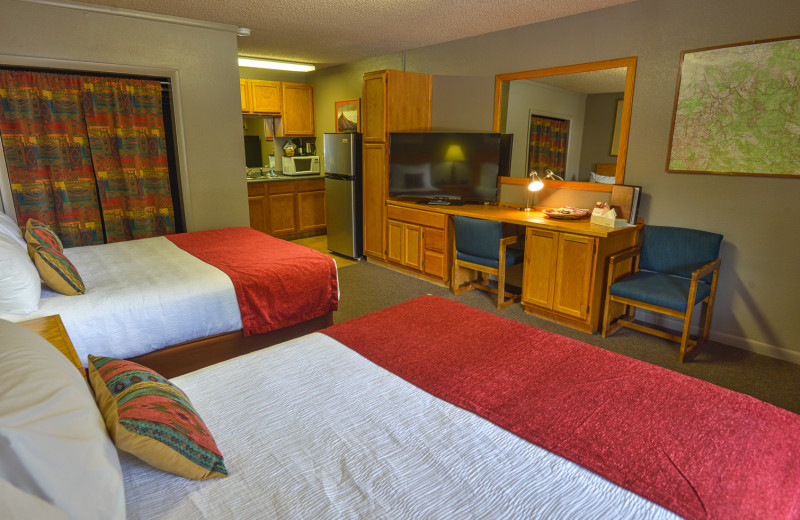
[247,183,267,197]
[424,249,447,280]
[267,181,295,194]
[387,205,446,229]
[424,228,445,252]
[296,178,324,191]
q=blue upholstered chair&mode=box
[602,225,723,362]
[452,215,524,309]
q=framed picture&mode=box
[334,99,360,133]
[666,35,800,177]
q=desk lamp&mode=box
[520,170,543,211]
[544,169,564,181]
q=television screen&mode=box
[388,133,510,205]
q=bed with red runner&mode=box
[167,227,338,335]
[322,295,800,520]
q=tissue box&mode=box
[590,213,628,228]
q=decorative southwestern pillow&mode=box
[25,218,63,254]
[32,246,86,295]
[87,356,228,480]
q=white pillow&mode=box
[0,212,26,249]
[0,319,126,520]
[0,234,40,314]
[0,479,71,520]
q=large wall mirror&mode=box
[493,57,637,192]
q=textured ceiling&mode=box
[74,0,637,68]
[528,67,627,93]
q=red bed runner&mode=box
[167,227,337,335]
[322,295,800,520]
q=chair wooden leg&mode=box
[678,303,697,363]
[497,264,506,308]
[701,291,718,344]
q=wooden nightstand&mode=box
[18,315,86,381]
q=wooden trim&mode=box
[129,312,333,378]
[499,176,613,193]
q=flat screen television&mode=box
[388,132,512,205]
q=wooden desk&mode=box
[18,315,87,381]
[386,200,640,333]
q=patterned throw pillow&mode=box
[33,246,86,295]
[25,218,63,254]
[87,356,227,480]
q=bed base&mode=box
[128,312,334,378]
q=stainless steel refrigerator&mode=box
[323,133,363,259]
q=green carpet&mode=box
[334,260,800,414]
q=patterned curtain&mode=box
[528,115,569,177]
[82,77,175,242]
[0,70,104,247]
[0,70,175,246]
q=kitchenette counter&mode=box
[246,173,324,183]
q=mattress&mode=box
[0,237,241,365]
[121,333,677,519]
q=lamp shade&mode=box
[528,170,544,191]
[444,144,465,162]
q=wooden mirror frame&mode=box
[493,56,637,192]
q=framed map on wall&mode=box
[666,36,800,177]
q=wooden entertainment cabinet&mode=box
[361,69,433,261]
[384,200,640,334]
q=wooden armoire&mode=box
[361,69,432,261]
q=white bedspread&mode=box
[0,237,241,365]
[122,333,678,519]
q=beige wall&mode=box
[311,0,800,363]
[0,0,249,231]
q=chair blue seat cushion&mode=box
[457,247,524,269]
[609,271,711,313]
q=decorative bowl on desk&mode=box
[542,207,589,219]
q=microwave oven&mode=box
[281,155,320,176]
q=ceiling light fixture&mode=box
[236,27,251,37]
[238,57,315,72]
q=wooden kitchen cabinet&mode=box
[386,204,449,281]
[267,181,297,235]
[281,82,315,136]
[296,179,326,232]
[240,81,314,136]
[247,179,325,237]
[251,80,282,114]
[240,80,252,113]
[247,182,269,234]
[362,69,432,262]
[241,80,282,115]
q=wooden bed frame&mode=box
[128,312,334,378]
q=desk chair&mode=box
[602,225,722,362]
[452,215,524,309]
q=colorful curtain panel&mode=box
[82,77,174,242]
[0,71,104,246]
[528,115,569,177]
[0,70,175,246]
